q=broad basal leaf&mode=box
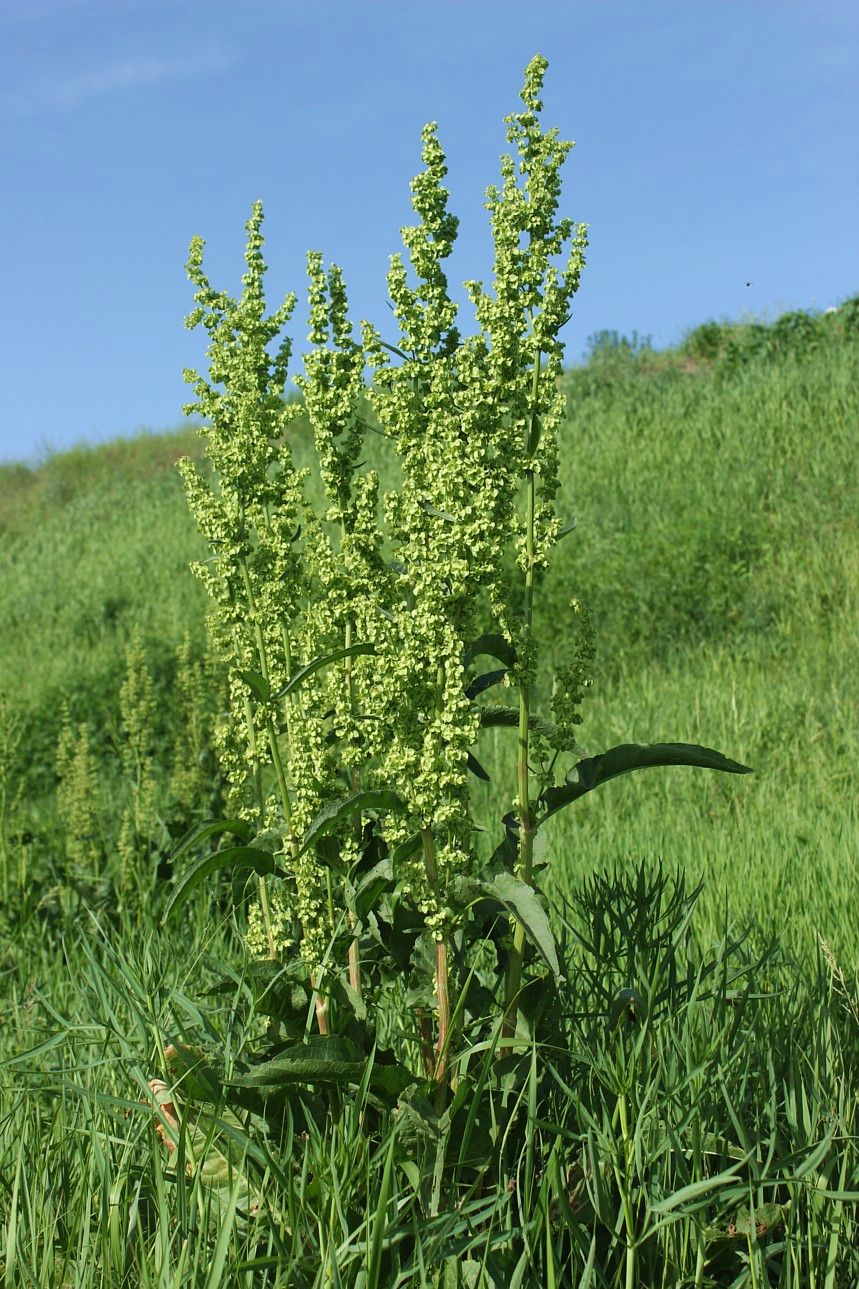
[230,1036,415,1097]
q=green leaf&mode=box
[526,414,542,456]
[389,833,422,867]
[247,828,287,855]
[171,817,252,863]
[233,1035,363,1085]
[295,790,405,859]
[367,1130,397,1289]
[164,1042,224,1102]
[479,704,520,729]
[465,668,507,700]
[419,499,458,524]
[354,857,394,920]
[649,1149,754,1214]
[557,518,577,540]
[485,832,518,875]
[540,742,753,823]
[463,634,516,670]
[212,961,308,1029]
[338,976,367,1023]
[275,642,376,700]
[479,706,579,747]
[790,1119,837,1180]
[455,872,561,980]
[466,752,491,782]
[379,338,410,361]
[230,1036,414,1097]
[162,847,281,924]
[238,670,271,703]
[486,872,561,980]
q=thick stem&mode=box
[502,348,542,1042]
[415,1009,436,1079]
[312,975,330,1035]
[343,603,363,1001]
[241,692,277,959]
[422,827,451,1107]
[434,939,451,1088]
[256,876,278,961]
[347,933,362,997]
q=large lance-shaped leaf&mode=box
[275,642,376,700]
[162,847,282,924]
[465,668,508,700]
[463,634,516,670]
[295,790,405,859]
[454,872,561,980]
[479,705,584,753]
[540,743,753,824]
[171,817,252,864]
[229,1036,415,1097]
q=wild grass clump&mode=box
[1,865,855,1285]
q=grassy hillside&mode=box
[1,304,856,956]
[0,304,856,1286]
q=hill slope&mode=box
[1,303,856,957]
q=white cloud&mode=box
[2,48,234,115]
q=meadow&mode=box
[0,303,857,1286]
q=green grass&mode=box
[0,307,856,1285]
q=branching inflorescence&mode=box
[174,55,750,1101]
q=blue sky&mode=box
[1,0,856,463]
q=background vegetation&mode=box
[0,302,856,1285]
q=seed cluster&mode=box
[180,56,589,968]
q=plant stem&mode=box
[342,596,363,1000]
[415,1009,436,1078]
[422,827,451,1108]
[312,974,330,1035]
[618,1091,637,1289]
[240,692,277,959]
[503,346,542,1041]
[347,934,362,998]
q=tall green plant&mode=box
[116,627,158,886]
[168,55,751,1113]
[56,704,101,873]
